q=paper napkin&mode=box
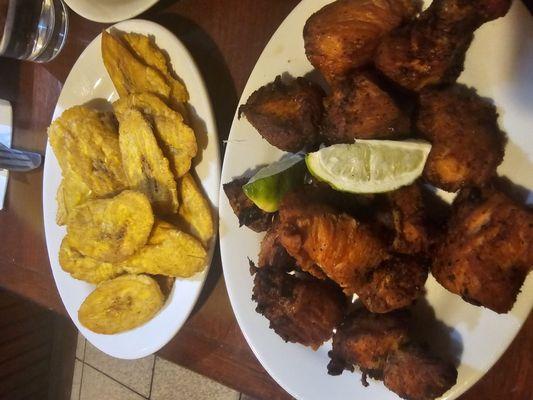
[0,99,13,210]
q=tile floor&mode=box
[71,332,251,400]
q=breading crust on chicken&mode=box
[251,264,346,350]
[383,344,458,400]
[278,189,389,292]
[304,0,420,83]
[239,76,324,152]
[327,308,410,376]
[358,255,428,314]
[375,0,512,91]
[432,184,533,313]
[223,177,274,232]
[322,70,412,143]
[387,182,430,255]
[328,308,457,400]
[258,219,295,270]
[417,85,505,192]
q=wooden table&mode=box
[0,1,531,399]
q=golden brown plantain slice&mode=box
[101,31,170,100]
[59,236,124,284]
[122,221,207,278]
[67,190,154,262]
[122,33,189,105]
[48,106,126,197]
[56,173,93,226]
[178,173,214,245]
[114,93,197,179]
[117,109,179,214]
[78,274,164,334]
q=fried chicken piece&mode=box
[304,0,420,83]
[277,187,427,312]
[322,71,412,143]
[306,180,381,224]
[239,76,324,152]
[432,185,533,313]
[417,85,504,192]
[328,309,457,400]
[258,220,295,270]
[384,344,458,400]
[252,266,346,350]
[223,178,273,232]
[278,189,389,293]
[375,0,512,91]
[328,308,410,376]
[388,183,430,255]
[358,256,428,313]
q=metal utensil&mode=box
[0,143,42,172]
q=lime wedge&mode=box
[306,140,432,193]
[243,154,307,212]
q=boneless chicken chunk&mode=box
[239,76,324,152]
[432,185,533,313]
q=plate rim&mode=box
[42,18,220,359]
[64,0,159,23]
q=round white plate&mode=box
[219,1,533,399]
[43,19,220,360]
[64,0,159,23]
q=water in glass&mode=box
[0,0,68,62]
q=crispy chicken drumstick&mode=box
[375,0,512,91]
[304,0,419,83]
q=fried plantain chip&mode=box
[117,109,179,214]
[78,274,164,334]
[48,106,126,197]
[67,190,154,262]
[114,93,197,179]
[56,172,93,226]
[59,236,124,284]
[101,31,170,100]
[122,221,207,278]
[121,33,189,105]
[178,173,214,245]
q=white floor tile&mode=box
[76,332,86,360]
[84,341,154,397]
[151,357,239,400]
[80,364,145,400]
[70,360,83,400]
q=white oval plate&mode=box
[219,1,533,399]
[64,0,159,23]
[43,19,220,359]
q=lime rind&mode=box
[243,154,306,212]
[246,153,305,184]
[306,140,432,194]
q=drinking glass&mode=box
[0,0,68,62]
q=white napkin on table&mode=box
[0,99,13,210]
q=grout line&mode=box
[148,356,157,398]
[83,361,149,399]
[78,359,84,400]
